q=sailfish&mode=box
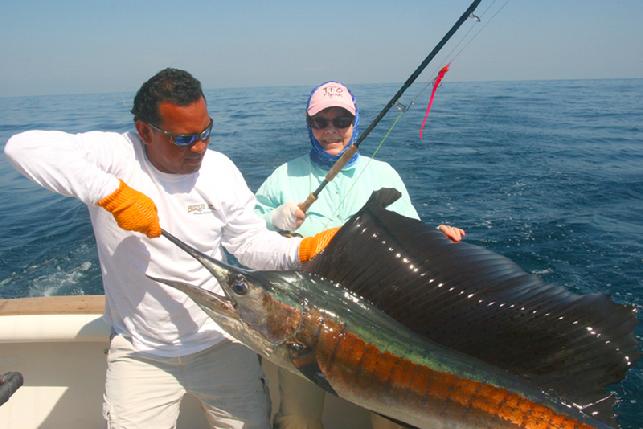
[151,189,639,429]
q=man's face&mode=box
[136,97,211,175]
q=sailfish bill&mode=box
[153,189,638,429]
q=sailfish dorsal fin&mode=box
[304,188,639,426]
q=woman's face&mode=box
[309,107,354,156]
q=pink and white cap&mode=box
[307,82,356,116]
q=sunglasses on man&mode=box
[148,118,213,147]
[307,115,354,130]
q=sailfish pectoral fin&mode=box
[294,359,337,396]
[286,341,337,396]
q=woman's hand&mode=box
[271,201,305,232]
[437,224,466,243]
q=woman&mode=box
[255,81,464,429]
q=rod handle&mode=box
[298,193,317,213]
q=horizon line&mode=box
[1,76,642,100]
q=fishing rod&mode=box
[299,0,483,213]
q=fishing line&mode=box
[399,0,509,116]
[359,0,511,156]
[448,0,511,62]
[298,0,484,214]
[329,1,512,221]
[409,0,511,141]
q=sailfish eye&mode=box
[231,278,248,295]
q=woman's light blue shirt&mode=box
[255,155,419,237]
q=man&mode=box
[4,68,334,429]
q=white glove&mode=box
[271,201,305,232]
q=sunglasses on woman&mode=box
[307,115,354,130]
[148,118,213,147]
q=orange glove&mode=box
[97,180,161,238]
[298,227,339,263]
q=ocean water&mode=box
[1,79,642,427]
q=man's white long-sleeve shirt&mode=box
[5,130,301,356]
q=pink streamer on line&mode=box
[419,64,450,141]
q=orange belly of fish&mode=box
[292,311,593,429]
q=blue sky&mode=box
[1,0,642,97]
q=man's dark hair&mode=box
[131,68,205,125]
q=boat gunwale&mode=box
[0,295,105,316]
